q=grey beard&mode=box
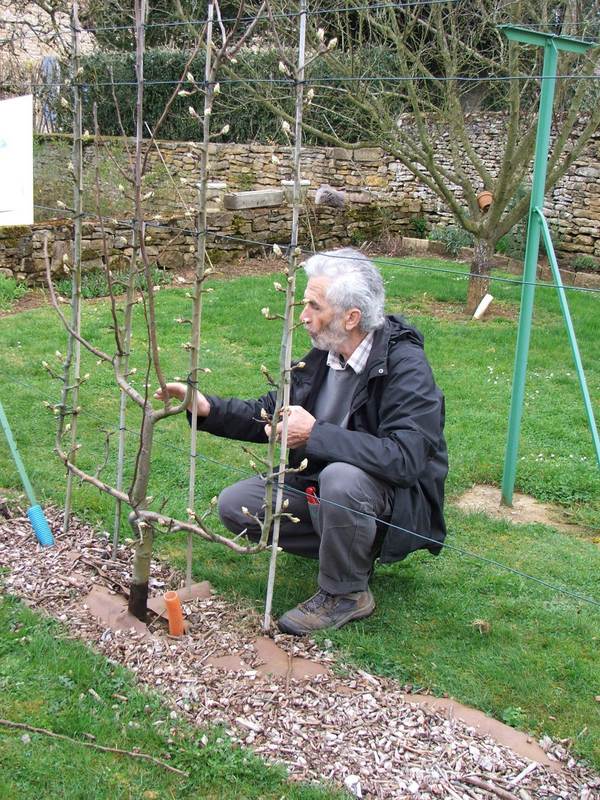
[309,318,347,352]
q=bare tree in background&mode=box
[246,0,600,312]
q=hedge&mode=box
[58,48,409,144]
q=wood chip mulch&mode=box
[1,506,598,800]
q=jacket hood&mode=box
[382,314,425,349]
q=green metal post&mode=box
[0,399,37,506]
[499,26,593,506]
[536,209,600,467]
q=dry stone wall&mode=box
[2,115,600,283]
[0,202,405,284]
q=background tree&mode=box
[80,0,241,49]
[248,0,600,311]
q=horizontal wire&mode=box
[281,483,600,608]
[5,0,598,40]
[4,70,600,92]
[1,370,599,609]
[31,202,600,297]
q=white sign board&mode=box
[0,95,34,226]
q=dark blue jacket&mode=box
[195,315,448,563]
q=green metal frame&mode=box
[499,25,598,505]
[0,398,37,507]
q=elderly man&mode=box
[157,248,447,635]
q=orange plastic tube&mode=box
[164,591,185,636]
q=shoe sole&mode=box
[277,597,376,636]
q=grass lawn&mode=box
[0,256,599,771]
[0,594,342,800]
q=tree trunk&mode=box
[466,238,494,315]
[127,409,154,621]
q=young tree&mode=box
[44,0,289,623]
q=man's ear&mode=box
[345,308,362,331]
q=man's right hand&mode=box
[154,381,211,417]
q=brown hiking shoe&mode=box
[277,588,375,636]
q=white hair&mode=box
[303,248,385,332]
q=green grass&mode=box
[0,275,27,312]
[55,266,172,300]
[0,257,599,770]
[0,595,344,800]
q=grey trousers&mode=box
[218,461,394,594]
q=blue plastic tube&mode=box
[27,505,55,547]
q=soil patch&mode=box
[0,257,282,320]
[0,288,49,318]
[455,484,589,535]
[1,504,599,798]
[211,254,286,279]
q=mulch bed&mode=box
[1,503,599,799]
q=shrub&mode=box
[55,47,408,144]
[496,229,525,259]
[410,216,428,238]
[0,275,27,311]
[56,267,171,300]
[573,254,600,273]
[428,225,474,257]
[495,184,530,259]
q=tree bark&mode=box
[466,238,495,316]
[127,409,155,621]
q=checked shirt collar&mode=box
[326,330,374,374]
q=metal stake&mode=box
[499,25,593,506]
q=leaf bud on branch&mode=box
[260,364,278,386]
[284,458,308,474]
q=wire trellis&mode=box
[2,371,599,611]
[2,0,599,631]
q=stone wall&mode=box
[137,115,600,261]
[0,200,407,284]
[2,116,600,282]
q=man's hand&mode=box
[265,405,316,449]
[154,381,211,417]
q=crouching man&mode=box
[156,248,448,635]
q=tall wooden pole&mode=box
[62,0,83,532]
[185,0,215,587]
[263,0,307,631]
